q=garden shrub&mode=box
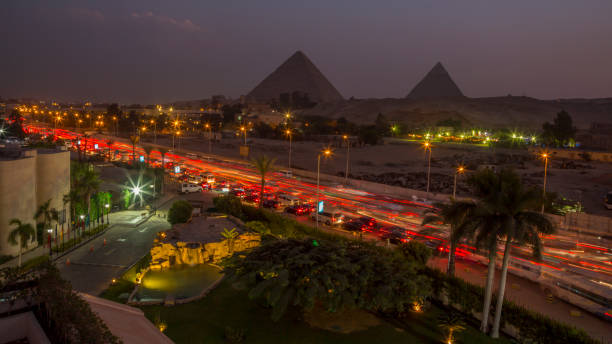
[167,200,193,225]
[213,196,599,344]
[398,241,432,265]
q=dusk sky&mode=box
[1,0,611,104]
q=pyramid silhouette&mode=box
[247,51,344,104]
[406,62,464,99]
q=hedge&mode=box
[213,195,601,344]
[424,263,600,344]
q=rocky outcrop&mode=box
[149,233,261,270]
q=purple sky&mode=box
[1,1,611,103]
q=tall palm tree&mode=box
[34,199,54,243]
[129,135,140,164]
[422,199,476,276]
[489,176,554,338]
[251,155,276,208]
[81,133,90,163]
[142,145,154,167]
[7,219,36,267]
[63,191,78,236]
[466,169,555,337]
[72,162,101,218]
[158,146,169,169]
[465,169,510,333]
[157,147,169,195]
[105,139,115,161]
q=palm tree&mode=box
[142,145,154,167]
[81,133,90,162]
[158,146,169,169]
[465,169,555,336]
[422,199,476,276]
[105,139,115,161]
[488,174,554,338]
[464,169,508,333]
[72,162,101,218]
[129,135,140,164]
[438,312,466,344]
[157,147,169,195]
[221,227,239,253]
[251,155,276,208]
[7,219,36,267]
[34,199,54,235]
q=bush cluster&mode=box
[168,200,193,225]
[214,195,600,344]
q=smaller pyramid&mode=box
[406,62,464,99]
[247,51,344,104]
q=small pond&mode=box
[134,264,222,302]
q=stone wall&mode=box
[149,233,261,270]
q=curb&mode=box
[53,224,115,262]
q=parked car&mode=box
[311,211,344,226]
[180,183,203,194]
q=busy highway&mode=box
[30,126,612,321]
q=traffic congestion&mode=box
[29,126,612,321]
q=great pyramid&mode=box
[406,62,464,99]
[247,51,344,104]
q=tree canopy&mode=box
[167,200,193,225]
[223,238,431,321]
[541,110,576,147]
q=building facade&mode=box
[0,147,70,256]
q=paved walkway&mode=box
[0,207,169,270]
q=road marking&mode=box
[104,248,116,256]
[138,226,149,233]
[117,238,126,242]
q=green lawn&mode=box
[140,280,511,344]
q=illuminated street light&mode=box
[453,165,465,198]
[541,152,549,214]
[422,141,432,194]
[205,123,212,153]
[343,134,350,183]
[286,129,292,169]
[240,126,247,145]
[316,148,333,230]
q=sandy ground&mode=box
[142,134,612,217]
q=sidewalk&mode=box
[0,203,173,270]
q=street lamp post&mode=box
[541,153,549,214]
[105,204,110,224]
[79,215,85,238]
[423,142,432,194]
[453,166,465,198]
[343,135,350,183]
[286,129,292,169]
[151,119,157,144]
[240,126,247,145]
[205,123,212,153]
[316,149,332,230]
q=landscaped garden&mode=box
[96,168,601,344]
[141,278,509,344]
